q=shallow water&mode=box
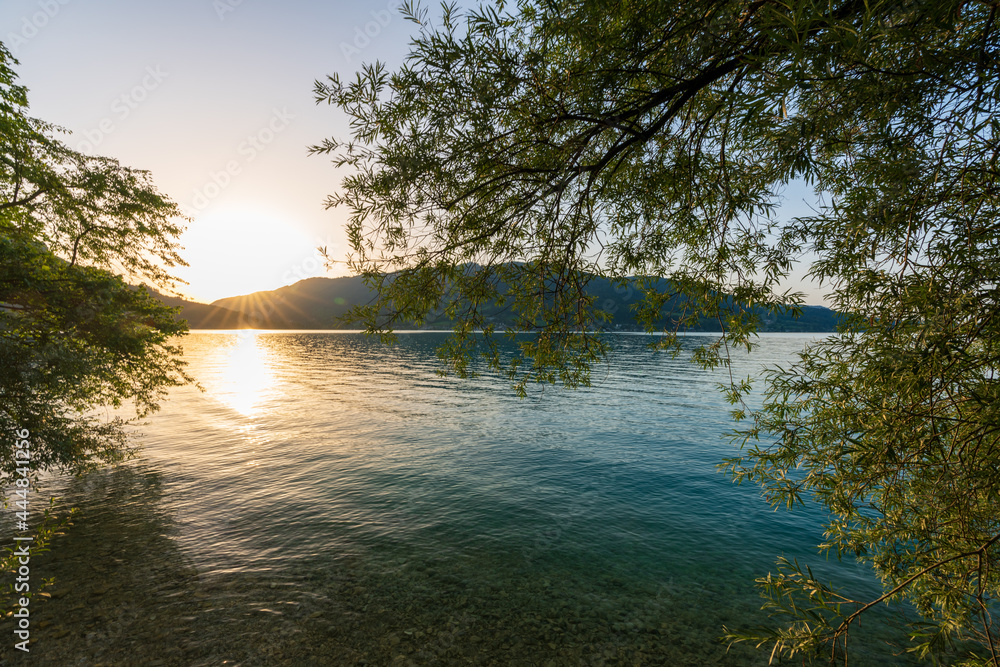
[4,332,920,665]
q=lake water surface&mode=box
[9,332,918,665]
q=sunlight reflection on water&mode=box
[200,330,277,417]
[14,332,922,665]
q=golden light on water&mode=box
[206,331,277,417]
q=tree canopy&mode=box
[0,41,190,480]
[314,0,1000,663]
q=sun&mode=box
[176,210,327,303]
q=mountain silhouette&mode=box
[160,274,840,332]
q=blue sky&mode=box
[2,0,829,305]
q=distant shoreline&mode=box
[154,275,842,333]
[184,329,835,335]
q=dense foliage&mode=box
[1,42,190,481]
[315,0,1000,662]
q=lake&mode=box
[10,332,918,665]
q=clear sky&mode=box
[1,0,830,305]
[1,0,417,303]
